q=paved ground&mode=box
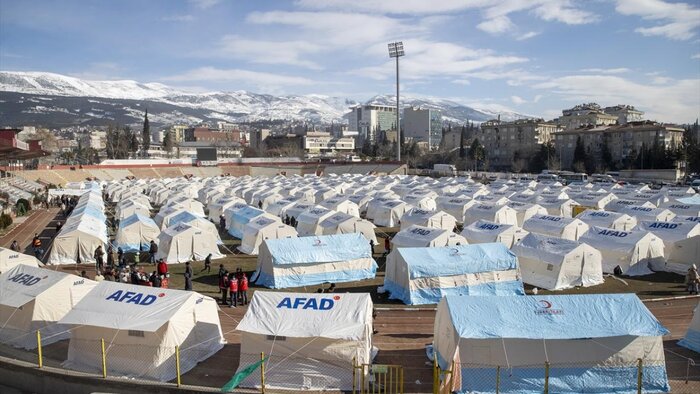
[0,207,60,261]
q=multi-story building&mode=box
[346,104,397,144]
[250,129,271,150]
[554,121,684,169]
[603,105,644,125]
[169,125,188,143]
[303,131,355,157]
[477,118,560,169]
[402,107,442,150]
[558,103,618,130]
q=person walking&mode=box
[117,247,125,267]
[106,244,114,267]
[202,253,212,273]
[55,221,63,234]
[9,240,19,252]
[31,233,42,259]
[228,272,238,308]
[219,215,226,229]
[686,265,700,295]
[157,258,168,276]
[219,270,229,305]
[238,272,249,305]
[148,240,158,265]
[384,237,391,255]
[184,261,193,291]
[94,245,104,272]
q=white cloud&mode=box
[534,74,700,122]
[517,31,540,41]
[580,67,630,74]
[477,15,514,34]
[217,36,324,70]
[296,0,598,26]
[533,94,543,103]
[511,95,526,105]
[692,53,700,59]
[615,0,700,40]
[162,15,194,22]
[162,67,316,93]
[189,0,221,9]
[349,39,528,81]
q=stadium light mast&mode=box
[388,41,405,162]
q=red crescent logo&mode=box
[539,300,552,309]
[158,293,166,297]
[333,295,340,301]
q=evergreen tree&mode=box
[468,138,486,171]
[129,128,139,156]
[600,135,615,171]
[683,120,700,174]
[572,136,586,172]
[459,125,466,158]
[162,131,173,156]
[141,109,150,157]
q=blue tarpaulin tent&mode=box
[434,294,670,393]
[254,233,377,288]
[384,243,524,305]
[228,206,266,239]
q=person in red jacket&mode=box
[228,272,238,308]
[238,273,249,305]
[157,259,168,276]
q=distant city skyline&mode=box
[1,0,699,122]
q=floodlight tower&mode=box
[388,41,405,162]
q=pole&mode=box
[175,345,181,387]
[396,55,401,163]
[261,352,266,394]
[637,358,643,394]
[36,330,43,368]
[101,338,107,378]
[544,361,549,394]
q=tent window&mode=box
[267,335,286,341]
[128,330,145,337]
[546,264,554,271]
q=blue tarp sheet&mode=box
[678,195,700,205]
[266,233,371,265]
[397,243,518,279]
[444,294,668,339]
[228,206,265,238]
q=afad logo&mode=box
[106,290,165,306]
[277,295,340,310]
[8,273,48,286]
[534,300,564,315]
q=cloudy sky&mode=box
[1,0,699,122]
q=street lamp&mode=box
[388,41,405,162]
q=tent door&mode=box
[353,362,404,394]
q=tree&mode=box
[683,120,700,174]
[129,128,139,156]
[162,131,173,157]
[528,142,555,174]
[141,110,150,157]
[468,138,486,171]
[572,136,587,172]
[600,135,615,171]
[459,125,466,158]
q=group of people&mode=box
[57,194,80,217]
[283,215,298,227]
[217,265,249,308]
[686,264,700,295]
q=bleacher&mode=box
[0,179,33,204]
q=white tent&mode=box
[0,247,42,273]
[463,203,518,226]
[207,196,245,221]
[320,197,361,218]
[506,201,548,227]
[391,225,467,249]
[163,198,205,217]
[0,265,96,349]
[659,201,700,217]
[535,198,579,217]
[575,209,637,231]
[296,206,337,236]
[154,205,186,229]
[238,215,296,255]
[284,202,317,222]
[403,194,437,211]
[511,233,603,290]
[436,197,475,224]
[568,193,618,209]
[235,292,373,391]
[116,200,151,221]
[48,215,108,265]
[433,294,669,394]
[523,214,590,240]
[345,194,374,215]
[318,212,378,244]
[114,213,161,253]
[461,220,529,248]
[385,244,524,305]
[155,223,224,263]
[400,208,457,231]
[367,200,411,227]
[254,233,377,288]
[638,221,700,274]
[674,215,700,224]
[679,301,700,354]
[579,225,665,275]
[166,210,222,244]
[266,198,302,218]
[619,205,676,222]
[59,281,225,382]
[605,199,655,213]
[227,205,268,239]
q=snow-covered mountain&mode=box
[0,71,531,126]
